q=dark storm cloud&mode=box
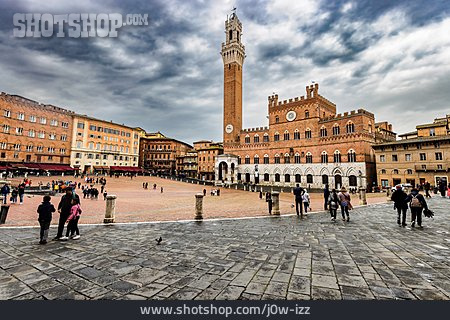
[0,0,449,142]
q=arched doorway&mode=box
[218,162,228,181]
[335,174,342,189]
[245,173,251,183]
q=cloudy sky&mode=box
[0,0,449,143]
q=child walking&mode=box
[37,195,55,244]
[66,198,82,240]
[302,190,311,213]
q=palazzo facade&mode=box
[215,13,395,190]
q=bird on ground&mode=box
[155,237,162,245]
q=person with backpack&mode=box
[406,188,428,228]
[391,185,408,227]
[37,195,55,244]
[328,189,340,222]
[338,187,352,222]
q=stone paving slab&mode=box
[0,197,449,300]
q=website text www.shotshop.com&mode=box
[140,304,311,318]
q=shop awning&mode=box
[110,166,143,172]
[38,164,74,171]
[1,163,74,171]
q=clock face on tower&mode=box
[225,124,234,133]
[286,110,297,122]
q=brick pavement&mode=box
[0,196,448,300]
[1,176,386,226]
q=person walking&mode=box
[203,189,207,196]
[439,180,446,197]
[323,184,330,210]
[66,198,82,240]
[391,185,408,227]
[1,183,10,204]
[259,190,263,200]
[11,187,18,204]
[338,187,352,222]
[302,190,311,213]
[328,189,340,221]
[293,184,305,218]
[37,195,55,244]
[266,192,272,215]
[54,187,80,241]
[406,188,428,228]
[424,181,431,198]
[18,183,25,205]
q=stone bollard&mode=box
[359,187,367,205]
[272,191,280,215]
[195,193,203,220]
[104,195,117,223]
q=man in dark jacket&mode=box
[1,183,10,204]
[18,183,25,205]
[323,184,330,210]
[293,184,305,218]
[424,181,431,198]
[391,185,408,226]
[406,188,428,228]
[37,195,55,244]
[439,180,446,197]
[54,187,80,240]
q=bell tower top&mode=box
[221,12,245,66]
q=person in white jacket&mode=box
[302,191,311,213]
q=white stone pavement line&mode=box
[0,202,377,230]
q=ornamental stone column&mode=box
[195,193,203,220]
[104,195,117,223]
[272,192,280,216]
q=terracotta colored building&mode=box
[194,141,223,181]
[139,132,192,175]
[70,115,145,174]
[215,13,394,190]
[176,149,198,178]
[373,115,450,188]
[0,92,74,172]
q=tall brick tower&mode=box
[221,12,245,146]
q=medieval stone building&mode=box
[215,13,395,190]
